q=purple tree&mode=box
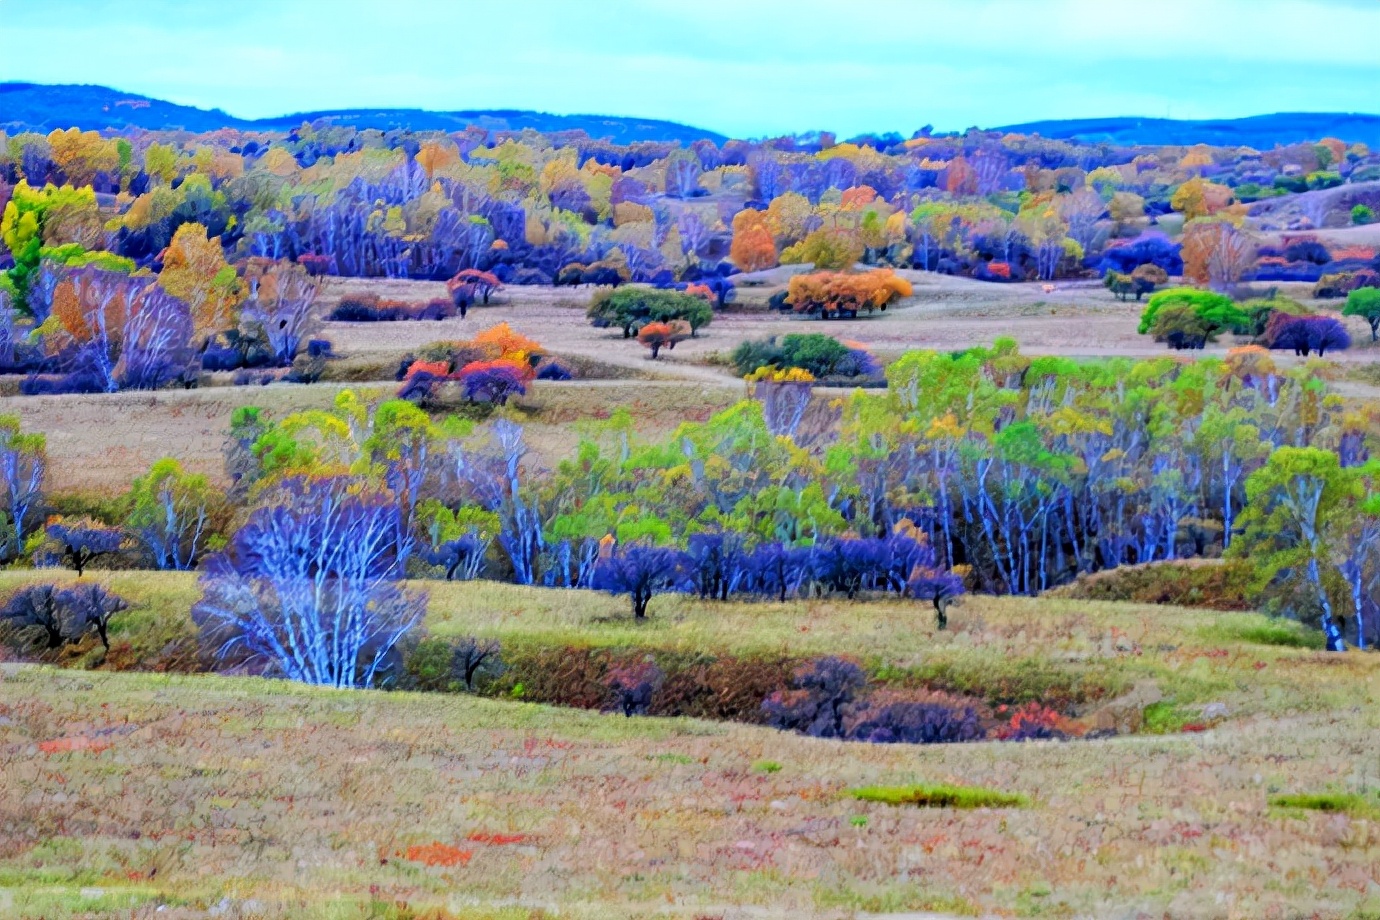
[45,519,123,576]
[592,542,693,619]
[603,658,664,716]
[460,364,527,405]
[191,478,426,688]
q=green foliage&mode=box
[753,760,782,773]
[1138,288,1237,335]
[850,784,1029,809]
[1238,296,1310,337]
[587,287,713,338]
[1141,701,1196,734]
[730,332,854,378]
[1352,204,1375,226]
[0,182,103,315]
[1269,792,1380,819]
[1343,287,1380,341]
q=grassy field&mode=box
[2,572,1379,917]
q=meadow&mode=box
[3,572,1379,919]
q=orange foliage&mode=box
[405,360,451,379]
[38,735,113,755]
[684,283,714,302]
[466,832,530,845]
[839,185,879,210]
[785,269,913,317]
[945,156,976,195]
[470,322,542,370]
[404,843,474,867]
[729,209,777,272]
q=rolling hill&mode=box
[0,82,730,146]
[4,82,1380,148]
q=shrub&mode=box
[457,362,527,405]
[637,319,691,359]
[603,657,664,716]
[1353,204,1375,226]
[1056,560,1257,611]
[730,333,875,379]
[850,784,1029,808]
[1264,313,1350,356]
[1269,792,1380,818]
[1137,287,1243,336]
[1314,270,1379,299]
[847,700,984,744]
[762,656,866,739]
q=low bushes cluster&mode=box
[407,639,1083,747]
[329,293,457,322]
[396,323,564,407]
[0,583,128,653]
[850,784,1029,809]
[1054,560,1258,611]
[785,269,912,319]
[730,333,881,382]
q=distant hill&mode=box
[5,83,1380,149]
[994,114,1380,149]
[0,82,730,146]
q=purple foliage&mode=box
[1099,232,1183,276]
[1267,314,1351,356]
[535,359,573,381]
[592,543,693,619]
[460,364,527,405]
[45,520,123,576]
[847,701,984,744]
[762,656,866,739]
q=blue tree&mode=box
[191,478,427,688]
[592,542,693,620]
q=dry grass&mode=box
[2,658,1379,919]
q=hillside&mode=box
[0,82,730,146]
[994,112,1380,148]
[6,82,1380,148]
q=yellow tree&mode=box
[159,223,243,341]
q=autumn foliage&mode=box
[785,269,913,318]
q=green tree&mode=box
[1342,287,1380,342]
[1231,447,1353,650]
[124,458,227,570]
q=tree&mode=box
[1353,204,1375,226]
[780,229,863,271]
[0,584,65,649]
[1264,314,1350,357]
[58,583,128,650]
[587,288,713,338]
[636,320,690,359]
[729,209,778,272]
[125,458,226,570]
[1343,287,1380,341]
[1171,178,1232,220]
[1232,447,1352,651]
[785,269,912,318]
[240,260,319,365]
[591,542,692,619]
[762,657,866,739]
[45,517,124,576]
[191,477,427,687]
[1182,220,1256,292]
[0,415,46,563]
[158,222,242,344]
[1137,288,1244,337]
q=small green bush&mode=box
[851,784,1029,809]
[1269,792,1380,818]
[753,760,782,774]
[1354,204,1376,226]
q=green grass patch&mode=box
[1269,792,1380,818]
[1142,701,1197,734]
[1198,616,1324,649]
[752,759,782,773]
[850,783,1029,809]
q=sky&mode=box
[2,0,1379,138]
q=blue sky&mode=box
[2,0,1378,137]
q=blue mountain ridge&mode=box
[4,82,1380,148]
